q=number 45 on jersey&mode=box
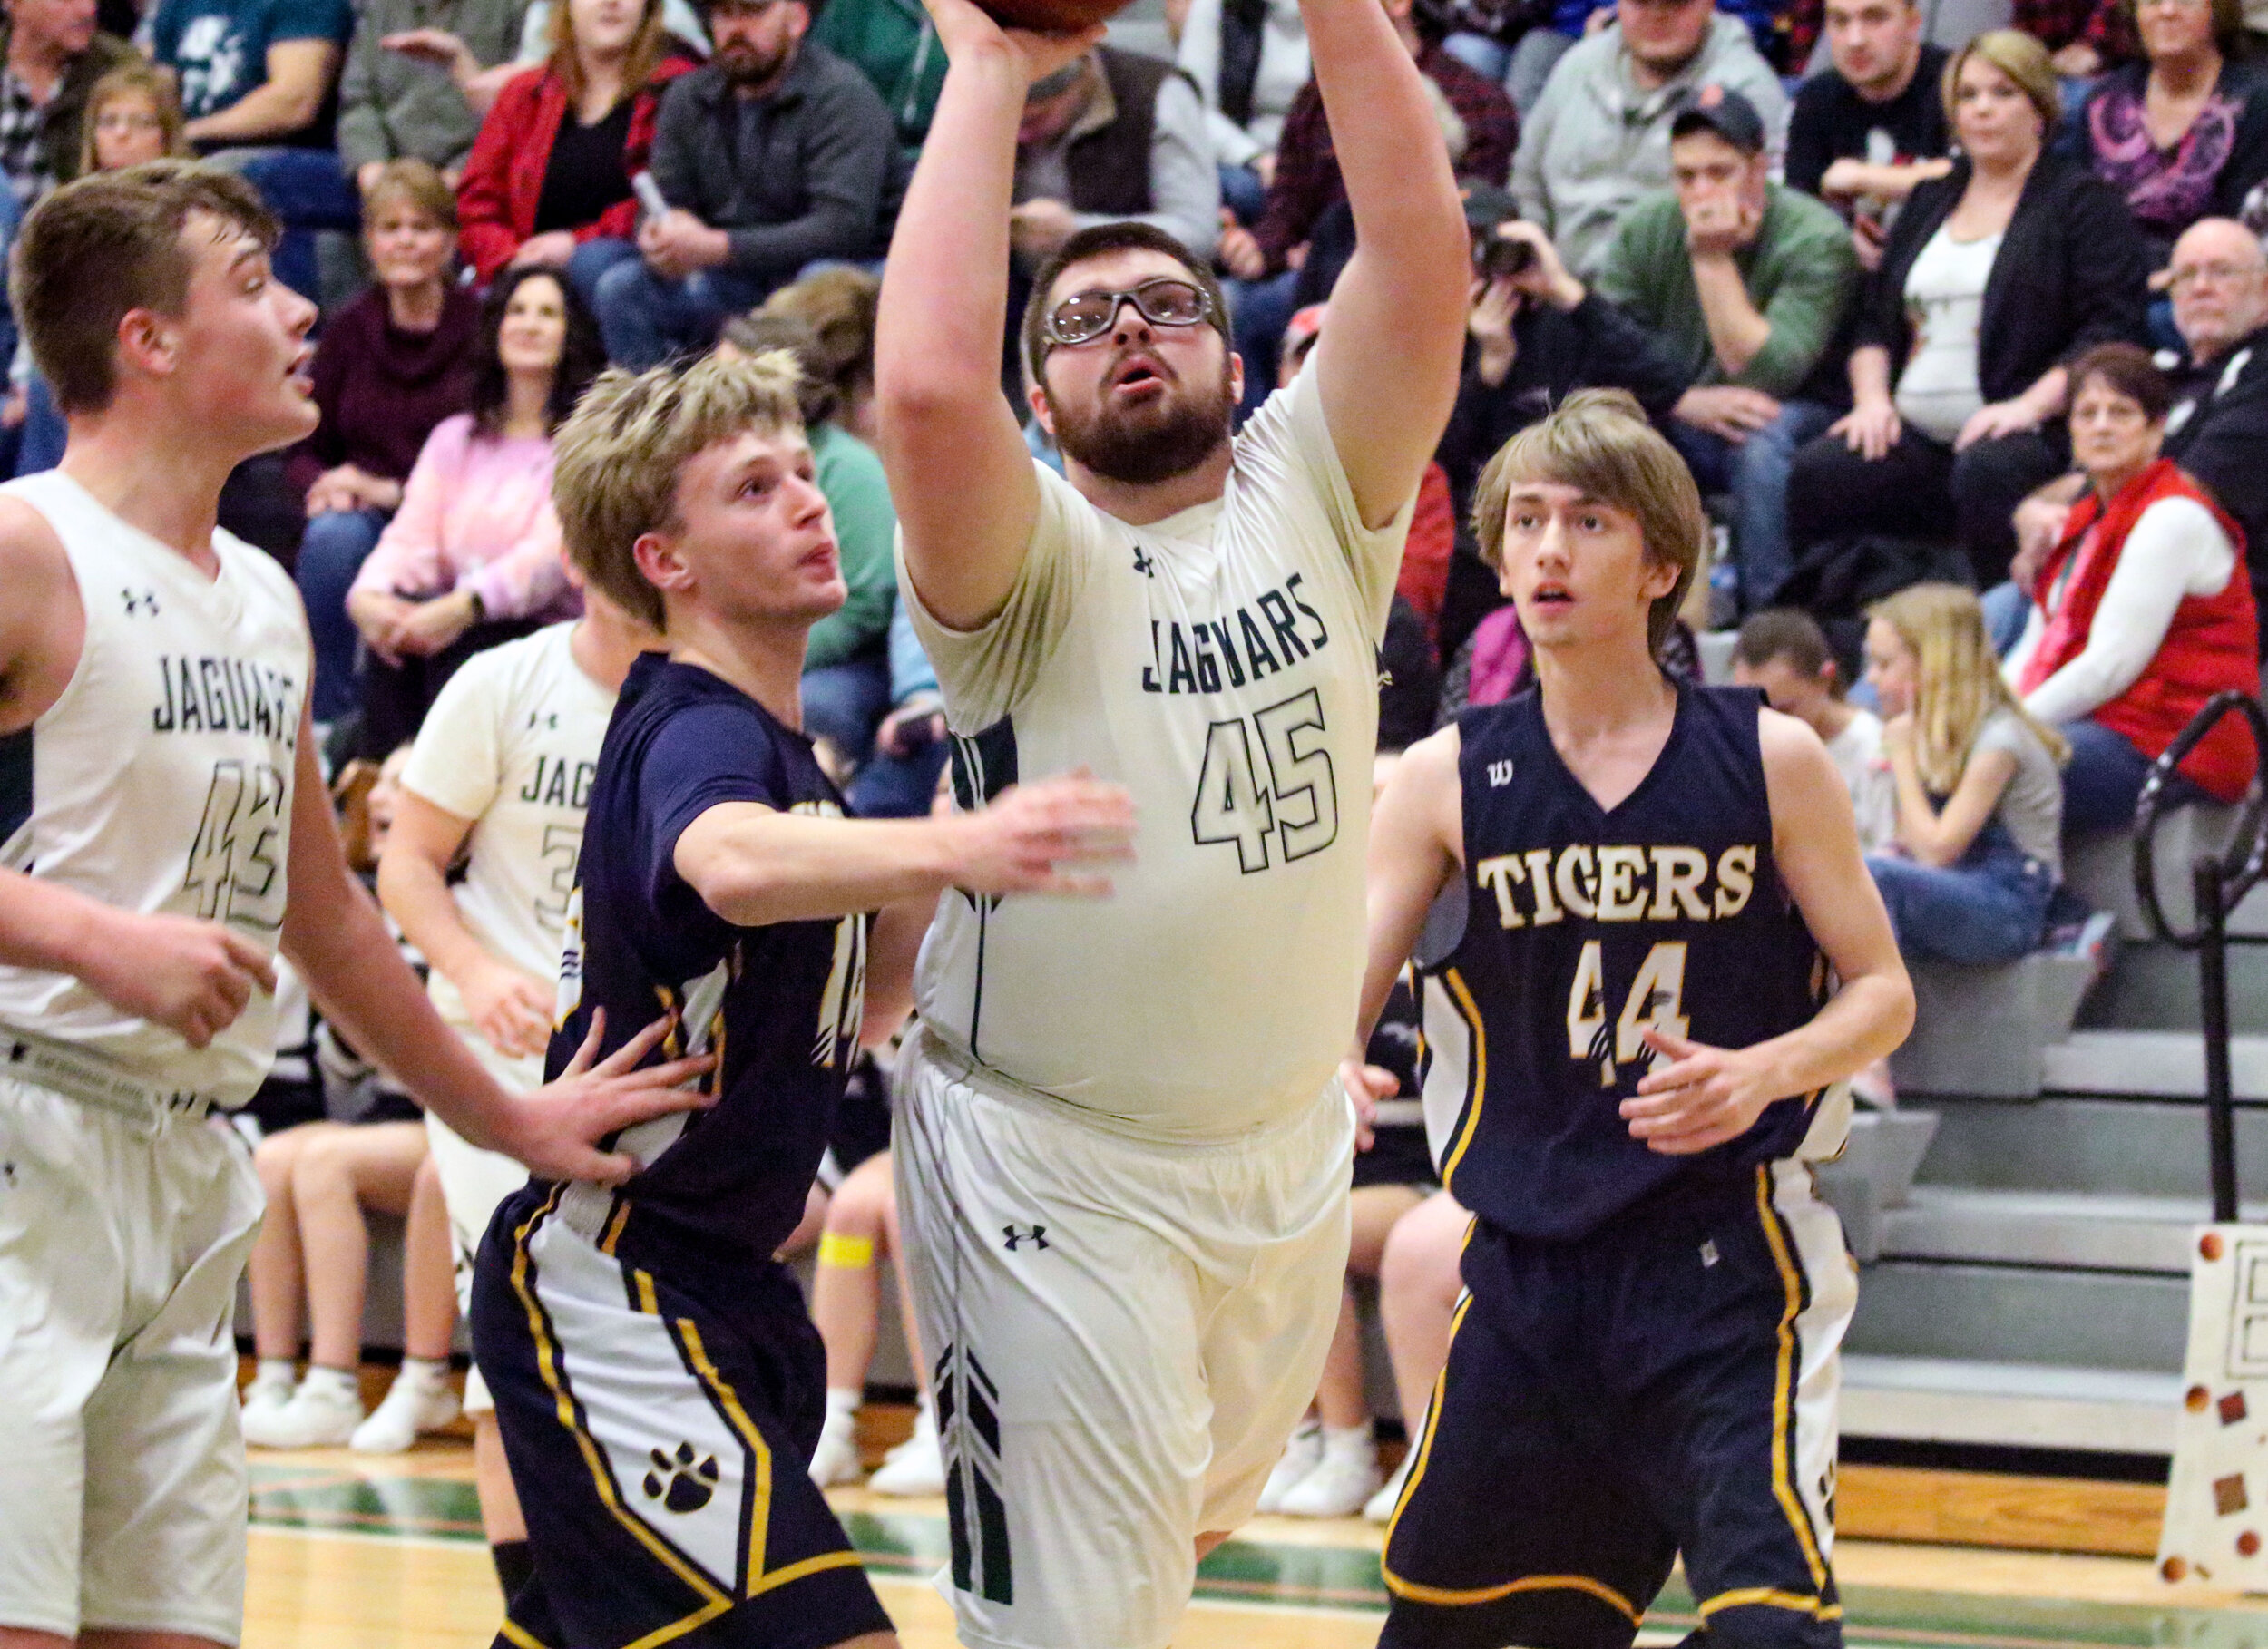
[1190,688,1340,873]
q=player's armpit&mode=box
[1755,709,1915,1087]
[864,894,936,1044]
[0,495,83,737]
[1354,726,1463,1047]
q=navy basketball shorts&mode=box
[470,1182,894,1649]
[1380,1161,1855,1649]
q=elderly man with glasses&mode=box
[2003,217,2268,654]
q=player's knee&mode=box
[1693,1601,1842,1649]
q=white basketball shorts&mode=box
[0,1072,264,1644]
[895,1039,1354,1649]
[425,1107,530,1416]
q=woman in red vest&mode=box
[2009,342,2260,835]
[455,0,698,301]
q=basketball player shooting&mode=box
[0,164,709,1649]
[871,0,1469,1642]
[1348,391,1915,1649]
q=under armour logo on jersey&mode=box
[525,710,560,730]
[1487,759,1515,788]
[642,1442,720,1513]
[122,588,161,617]
[1130,544,1157,578]
[1002,1224,1049,1252]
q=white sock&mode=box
[824,1388,861,1425]
[302,1366,359,1402]
[1319,1422,1374,1464]
[396,1357,449,1391]
[253,1358,297,1391]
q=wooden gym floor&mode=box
[242,1399,2268,1649]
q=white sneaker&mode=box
[240,1370,297,1432]
[1364,1451,1414,1524]
[349,1374,460,1454]
[808,1410,864,1488]
[868,1405,944,1497]
[1256,1420,1323,1515]
[242,1379,365,1449]
[1277,1442,1382,1518]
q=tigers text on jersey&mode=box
[1422,683,1848,1241]
[400,621,615,1080]
[547,654,865,1255]
[899,368,1413,1141]
[0,471,308,1107]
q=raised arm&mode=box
[1352,726,1464,1049]
[1304,0,1471,528]
[873,0,1100,631]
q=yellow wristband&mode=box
[817,1231,875,1269]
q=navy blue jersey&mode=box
[1422,682,1839,1241]
[547,654,865,1255]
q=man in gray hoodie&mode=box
[1510,0,1785,280]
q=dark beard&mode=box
[1047,366,1234,486]
[718,40,789,85]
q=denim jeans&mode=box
[14,372,61,476]
[847,736,951,818]
[296,506,390,723]
[592,258,771,368]
[1218,161,1268,228]
[561,236,643,318]
[217,147,361,305]
[1226,268,1300,423]
[1667,400,1836,613]
[1980,580,2028,658]
[1867,819,2053,965]
[800,652,894,769]
[2059,714,2210,837]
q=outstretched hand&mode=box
[1619,1027,1778,1156]
[916,0,1104,82]
[492,1010,717,1185]
[952,769,1136,897]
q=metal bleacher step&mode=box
[1848,1259,2187,1373]
[1841,1352,2182,1455]
[2042,1029,2268,1100]
[1881,1185,2260,1273]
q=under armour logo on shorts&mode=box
[1002,1225,1050,1252]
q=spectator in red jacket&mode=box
[455,0,696,302]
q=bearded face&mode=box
[1041,339,1237,487]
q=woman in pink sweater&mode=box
[346,266,606,756]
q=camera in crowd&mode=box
[1461,182,1532,281]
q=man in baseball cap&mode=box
[1594,80,1861,613]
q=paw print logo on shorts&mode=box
[643,1442,721,1514]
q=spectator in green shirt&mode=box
[809,0,939,156]
[1597,85,1858,613]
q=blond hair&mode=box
[1943,29,2059,137]
[77,63,190,178]
[361,157,458,235]
[1470,389,1706,655]
[1869,582,2068,793]
[552,352,808,630]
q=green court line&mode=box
[248,1464,2268,1649]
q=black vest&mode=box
[1063,49,1183,220]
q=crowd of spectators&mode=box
[19,0,2268,1481]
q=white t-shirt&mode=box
[398,622,618,1087]
[1824,707,1896,854]
[900,369,1415,1141]
[1894,225,2002,444]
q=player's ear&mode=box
[115,307,180,381]
[631,529,694,597]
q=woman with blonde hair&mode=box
[1789,30,2151,591]
[455,0,696,296]
[76,62,191,175]
[1862,581,2068,968]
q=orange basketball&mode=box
[978,0,1132,33]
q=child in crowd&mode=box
[1862,583,2068,971]
[1734,608,1897,851]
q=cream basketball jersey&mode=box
[0,471,309,1107]
[400,621,616,1088]
[901,371,1414,1140]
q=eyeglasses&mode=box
[2167,260,2261,293]
[94,111,163,131]
[1041,278,1216,352]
